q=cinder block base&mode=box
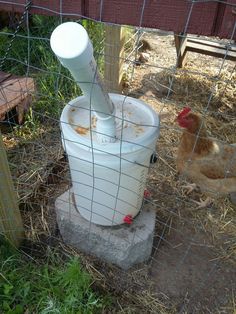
[55,189,156,269]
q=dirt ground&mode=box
[2,29,236,313]
[121,30,236,313]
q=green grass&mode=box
[0,237,111,314]
[0,15,104,120]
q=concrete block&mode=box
[55,189,156,269]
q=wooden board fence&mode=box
[0,0,235,39]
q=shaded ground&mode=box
[151,222,236,313]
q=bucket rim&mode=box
[60,93,159,154]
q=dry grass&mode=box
[151,72,236,265]
[158,67,235,112]
[123,31,236,312]
[156,67,236,261]
[1,30,236,313]
[3,121,68,202]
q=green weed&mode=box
[0,237,111,313]
[0,15,104,123]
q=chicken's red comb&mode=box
[177,107,191,119]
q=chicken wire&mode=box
[0,0,236,313]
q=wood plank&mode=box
[0,0,83,17]
[0,71,12,83]
[217,2,236,39]
[0,0,235,39]
[89,0,218,36]
[0,75,35,123]
[187,38,236,52]
[0,129,24,247]
[186,41,236,61]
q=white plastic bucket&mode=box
[60,93,159,226]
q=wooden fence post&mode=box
[174,32,187,68]
[104,24,125,93]
[0,130,24,247]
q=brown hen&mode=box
[176,107,236,207]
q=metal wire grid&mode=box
[0,0,235,312]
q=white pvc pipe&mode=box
[50,22,116,143]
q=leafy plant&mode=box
[0,238,111,313]
[0,15,105,122]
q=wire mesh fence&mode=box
[0,0,236,313]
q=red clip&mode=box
[123,214,133,225]
[144,189,151,198]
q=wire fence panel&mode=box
[0,0,235,313]
[0,0,235,37]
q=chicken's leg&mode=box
[182,182,197,195]
[193,197,213,209]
